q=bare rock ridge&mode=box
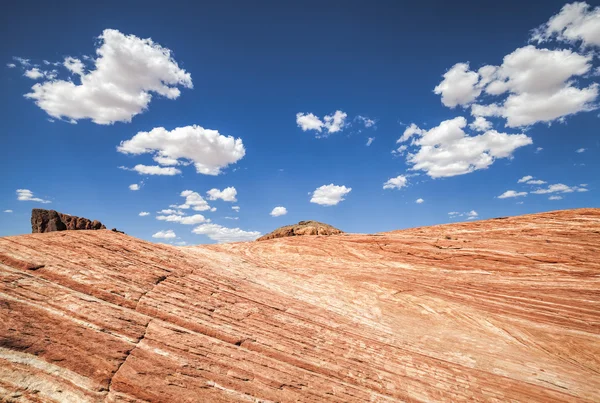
[1,208,599,402]
[31,208,125,234]
[257,220,343,241]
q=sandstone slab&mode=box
[0,208,599,402]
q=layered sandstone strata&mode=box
[0,208,599,402]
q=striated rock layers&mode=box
[1,208,599,402]
[257,220,343,241]
[31,208,106,233]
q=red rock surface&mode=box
[256,220,343,241]
[0,208,599,402]
[31,209,106,233]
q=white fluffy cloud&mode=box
[296,110,348,136]
[152,230,176,239]
[383,175,408,190]
[192,223,260,243]
[117,125,245,175]
[207,187,237,202]
[4,210,13,213]
[310,184,352,206]
[432,4,600,128]
[517,175,547,185]
[471,46,597,127]
[469,117,492,132]
[129,183,140,191]
[124,164,181,176]
[24,68,45,80]
[24,29,192,124]
[532,2,600,48]
[549,195,563,200]
[517,175,533,183]
[531,183,588,194]
[175,190,213,211]
[434,63,482,108]
[231,206,240,212]
[295,113,323,131]
[139,212,150,216]
[63,57,85,75]
[396,117,531,178]
[270,206,288,217]
[576,147,586,153]
[156,214,209,225]
[366,137,375,146]
[7,63,16,68]
[498,190,528,199]
[16,189,50,203]
[415,198,424,204]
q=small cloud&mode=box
[206,187,237,202]
[270,206,288,217]
[576,148,586,153]
[531,183,588,194]
[517,175,533,183]
[172,190,213,212]
[139,212,150,216]
[383,175,408,190]
[296,110,348,137]
[3,209,13,213]
[121,164,181,176]
[535,147,543,153]
[192,223,260,243]
[129,184,140,191]
[16,189,51,203]
[231,206,240,212]
[224,216,239,220]
[156,214,209,225]
[24,68,45,80]
[449,210,478,220]
[415,198,424,204]
[152,230,176,239]
[6,63,16,68]
[13,57,31,67]
[549,195,563,200]
[366,137,375,146]
[498,190,528,199]
[355,115,376,128]
[310,184,352,206]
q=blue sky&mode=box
[1,0,598,244]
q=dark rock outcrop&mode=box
[257,220,343,241]
[31,209,106,233]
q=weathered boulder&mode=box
[31,209,106,233]
[257,220,343,241]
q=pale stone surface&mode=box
[0,208,599,402]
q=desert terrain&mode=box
[0,208,599,402]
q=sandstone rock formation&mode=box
[31,209,106,233]
[257,220,343,241]
[1,208,599,402]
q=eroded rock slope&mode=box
[0,208,599,402]
[257,220,343,241]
